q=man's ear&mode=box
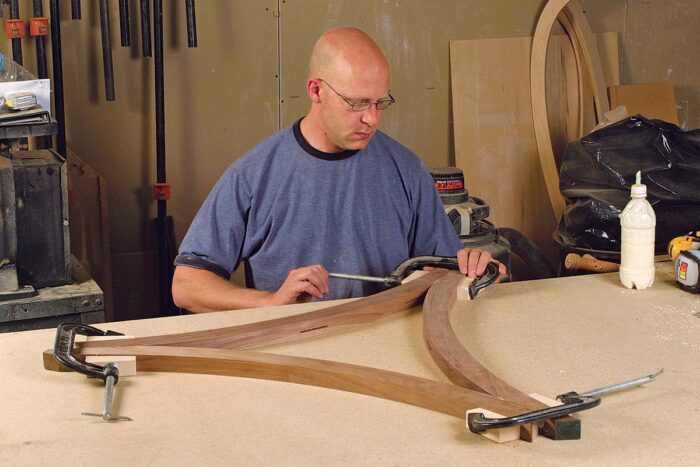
[307,78,322,104]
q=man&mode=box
[172,27,505,313]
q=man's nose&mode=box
[360,104,381,126]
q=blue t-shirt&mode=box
[175,119,462,300]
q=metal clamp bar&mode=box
[559,369,664,400]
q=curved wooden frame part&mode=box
[80,269,449,352]
[422,272,578,440]
[80,344,526,423]
[531,0,610,221]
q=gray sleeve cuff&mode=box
[174,254,231,280]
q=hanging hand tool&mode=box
[53,323,132,421]
[70,0,81,20]
[7,0,23,65]
[565,253,619,273]
[468,369,663,434]
[152,0,178,316]
[49,0,66,156]
[30,0,49,79]
[329,256,500,299]
[118,0,130,47]
[99,0,115,101]
[185,0,197,47]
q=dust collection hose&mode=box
[498,227,556,279]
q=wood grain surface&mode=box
[422,271,577,440]
[531,0,610,221]
[80,344,527,422]
[80,270,449,352]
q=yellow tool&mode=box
[667,232,700,260]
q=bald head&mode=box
[309,27,390,85]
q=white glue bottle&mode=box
[619,171,656,289]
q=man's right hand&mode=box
[270,265,330,305]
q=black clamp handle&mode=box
[387,256,500,298]
[53,323,124,383]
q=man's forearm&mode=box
[172,266,275,313]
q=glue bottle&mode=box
[619,171,656,290]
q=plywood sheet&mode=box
[608,82,679,125]
[451,37,557,268]
[451,32,619,271]
[67,149,114,321]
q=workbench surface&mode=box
[1,264,698,466]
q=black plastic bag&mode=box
[556,116,700,254]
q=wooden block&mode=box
[85,335,137,377]
[456,277,474,301]
[529,392,564,408]
[466,408,529,443]
[399,270,430,285]
[608,82,679,125]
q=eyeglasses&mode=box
[318,79,395,111]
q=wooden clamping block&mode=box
[465,408,536,443]
[84,335,137,377]
[456,277,474,301]
[529,393,564,408]
[399,269,430,284]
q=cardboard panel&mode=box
[609,82,680,125]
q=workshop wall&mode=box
[7,0,693,321]
[621,0,700,130]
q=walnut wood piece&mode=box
[422,271,577,441]
[531,0,610,221]
[565,253,619,272]
[80,269,449,352]
[80,344,527,424]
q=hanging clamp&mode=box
[152,182,170,200]
[53,323,133,421]
[4,19,25,39]
[29,17,49,36]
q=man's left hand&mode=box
[456,248,507,280]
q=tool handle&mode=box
[565,253,619,273]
